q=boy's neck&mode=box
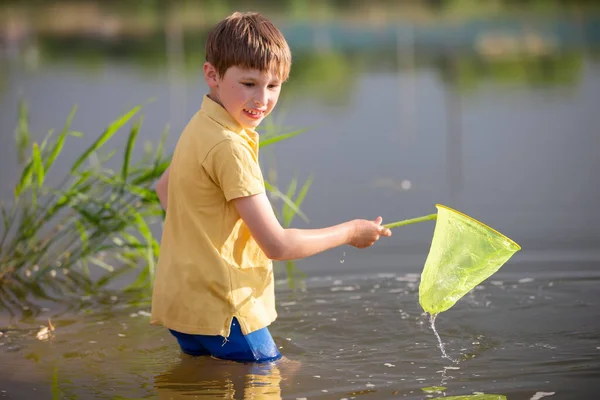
[207,92,222,107]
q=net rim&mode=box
[435,204,522,251]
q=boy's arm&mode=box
[233,193,391,261]
[155,166,170,210]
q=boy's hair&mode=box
[206,12,292,81]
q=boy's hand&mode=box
[348,216,392,248]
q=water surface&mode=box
[1,266,599,399]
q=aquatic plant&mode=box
[0,101,309,313]
[268,175,312,290]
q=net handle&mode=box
[383,213,437,229]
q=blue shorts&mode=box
[169,317,281,363]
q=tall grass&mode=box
[0,102,310,314]
[260,112,312,290]
[0,102,167,313]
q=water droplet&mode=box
[429,313,459,363]
[340,251,346,263]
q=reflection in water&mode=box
[154,354,298,399]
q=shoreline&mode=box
[1,1,598,40]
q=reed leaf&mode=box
[72,204,102,225]
[154,125,169,167]
[132,209,157,281]
[45,106,77,173]
[127,265,149,291]
[32,143,45,187]
[282,176,312,227]
[131,160,170,185]
[40,129,55,152]
[15,100,30,164]
[30,182,38,210]
[288,175,313,227]
[259,128,307,148]
[75,220,89,255]
[71,105,141,172]
[88,256,114,272]
[1,201,9,232]
[282,178,298,227]
[119,232,142,247]
[264,181,309,223]
[285,260,306,291]
[121,117,141,183]
[94,264,134,289]
[14,162,33,198]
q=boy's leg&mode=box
[231,317,281,362]
[169,329,210,356]
[201,317,281,363]
[170,318,281,363]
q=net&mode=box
[385,204,521,314]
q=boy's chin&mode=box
[240,119,264,130]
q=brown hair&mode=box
[206,12,292,81]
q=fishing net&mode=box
[418,205,521,314]
[385,204,521,314]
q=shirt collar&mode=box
[200,95,259,144]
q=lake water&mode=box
[1,3,600,399]
[1,269,599,399]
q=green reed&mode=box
[0,101,310,313]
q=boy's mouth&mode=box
[243,108,265,120]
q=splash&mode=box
[429,313,459,364]
[340,251,345,264]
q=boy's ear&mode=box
[203,62,219,89]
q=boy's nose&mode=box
[254,90,268,107]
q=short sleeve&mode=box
[204,139,265,201]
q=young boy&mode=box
[150,11,392,363]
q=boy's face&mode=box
[204,63,282,130]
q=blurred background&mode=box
[1,0,599,275]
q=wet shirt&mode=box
[151,95,276,337]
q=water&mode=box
[1,268,599,398]
[2,1,600,399]
[429,314,460,364]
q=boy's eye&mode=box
[268,84,280,89]
[242,82,254,87]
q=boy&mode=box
[150,11,391,363]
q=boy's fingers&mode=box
[379,226,392,236]
[374,216,383,225]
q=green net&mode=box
[385,204,521,315]
[419,204,521,314]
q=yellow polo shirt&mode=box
[150,95,276,337]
